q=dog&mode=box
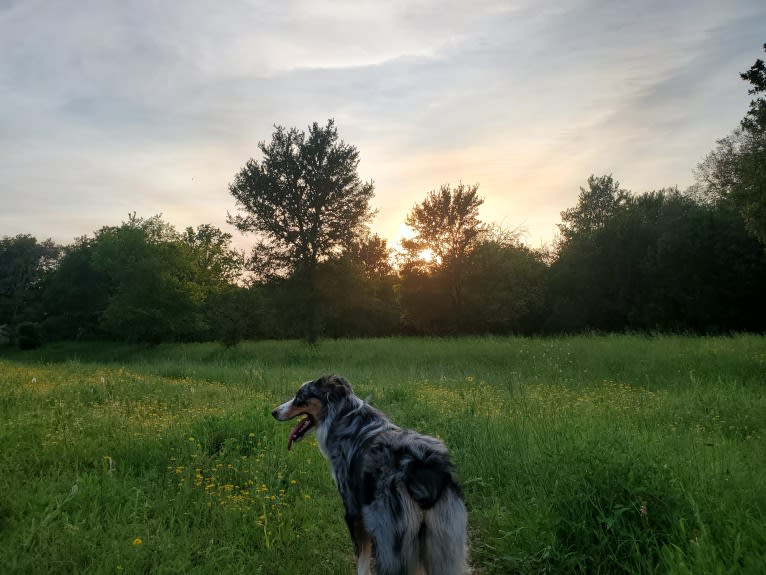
[272,375,469,575]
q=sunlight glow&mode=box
[398,223,416,241]
[418,248,436,263]
[393,224,437,264]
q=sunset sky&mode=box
[1,0,765,252]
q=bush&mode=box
[16,322,42,350]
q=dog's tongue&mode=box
[287,416,312,451]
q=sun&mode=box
[418,248,436,263]
[396,224,437,264]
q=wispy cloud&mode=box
[1,0,764,248]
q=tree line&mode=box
[2,45,765,347]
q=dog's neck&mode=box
[315,393,361,456]
[316,393,389,461]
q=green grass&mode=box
[0,335,764,574]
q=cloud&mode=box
[1,0,765,249]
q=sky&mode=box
[1,0,765,253]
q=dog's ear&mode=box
[316,375,352,401]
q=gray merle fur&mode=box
[273,375,469,575]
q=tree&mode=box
[42,236,111,340]
[90,215,206,343]
[557,174,630,244]
[400,183,485,332]
[548,174,630,331]
[182,224,244,289]
[402,183,485,270]
[40,218,242,343]
[636,194,766,332]
[549,188,766,333]
[740,43,766,135]
[181,224,248,344]
[317,233,399,337]
[205,284,264,347]
[0,235,60,330]
[695,43,766,244]
[696,129,766,244]
[227,119,375,341]
[347,233,394,279]
[462,229,548,334]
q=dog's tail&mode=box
[402,449,469,574]
[366,436,469,574]
[364,482,468,575]
[420,484,469,575]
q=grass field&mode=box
[0,335,764,574]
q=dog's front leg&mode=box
[346,514,373,575]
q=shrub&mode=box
[16,322,42,350]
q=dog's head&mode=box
[271,375,352,450]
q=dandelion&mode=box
[132,537,143,546]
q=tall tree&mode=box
[695,43,766,243]
[400,182,485,331]
[557,174,630,244]
[740,43,766,135]
[402,183,485,269]
[549,174,631,330]
[227,119,375,341]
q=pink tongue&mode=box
[287,417,310,451]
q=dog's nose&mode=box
[271,408,279,419]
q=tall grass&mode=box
[0,335,764,574]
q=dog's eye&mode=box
[294,385,319,405]
[293,392,307,406]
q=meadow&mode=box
[0,335,764,574]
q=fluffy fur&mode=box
[272,375,469,575]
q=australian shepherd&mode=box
[272,375,469,575]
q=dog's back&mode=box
[368,432,468,574]
[332,416,468,575]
